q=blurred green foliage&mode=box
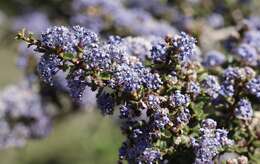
[0,112,123,164]
[0,44,22,87]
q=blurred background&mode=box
[0,34,123,163]
[0,0,259,163]
[0,46,123,164]
[0,0,124,163]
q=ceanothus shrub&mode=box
[16,25,259,164]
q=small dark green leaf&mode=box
[63,53,74,60]
[99,72,111,80]
[191,102,207,121]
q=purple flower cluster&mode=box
[172,32,197,64]
[71,0,177,36]
[246,76,260,99]
[187,81,201,97]
[176,108,191,125]
[17,23,260,163]
[109,62,162,93]
[72,25,100,48]
[38,26,100,90]
[220,81,235,97]
[243,31,260,53]
[169,90,190,108]
[16,25,99,112]
[39,26,105,102]
[41,25,99,54]
[147,94,161,110]
[240,31,260,66]
[138,148,161,163]
[150,42,167,62]
[0,82,51,148]
[12,11,50,34]
[220,67,256,97]
[37,54,61,85]
[234,99,253,120]
[122,36,153,60]
[202,75,220,99]
[42,26,77,53]
[67,69,88,101]
[119,104,131,119]
[192,119,233,164]
[119,123,157,163]
[110,63,146,92]
[235,44,257,66]
[97,91,115,115]
[84,44,112,70]
[207,13,224,29]
[152,108,171,129]
[202,50,226,68]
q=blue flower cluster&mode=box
[147,94,161,109]
[235,43,257,66]
[186,81,201,97]
[220,67,255,97]
[42,26,77,53]
[17,23,260,163]
[148,31,197,67]
[172,32,197,64]
[246,76,260,99]
[42,26,99,54]
[109,62,162,93]
[150,42,167,62]
[138,148,161,163]
[0,82,51,148]
[152,108,171,129]
[234,99,253,120]
[119,123,156,163]
[97,90,115,115]
[192,119,233,164]
[37,54,61,85]
[6,0,260,163]
[71,0,177,36]
[122,36,153,60]
[169,90,190,108]
[202,75,221,99]
[67,69,88,101]
[235,28,260,67]
[176,108,191,125]
[202,50,226,68]
[119,104,131,119]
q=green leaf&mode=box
[191,102,207,121]
[144,59,153,67]
[63,53,74,60]
[155,140,167,149]
[249,152,260,163]
[99,72,111,80]
[252,141,260,147]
